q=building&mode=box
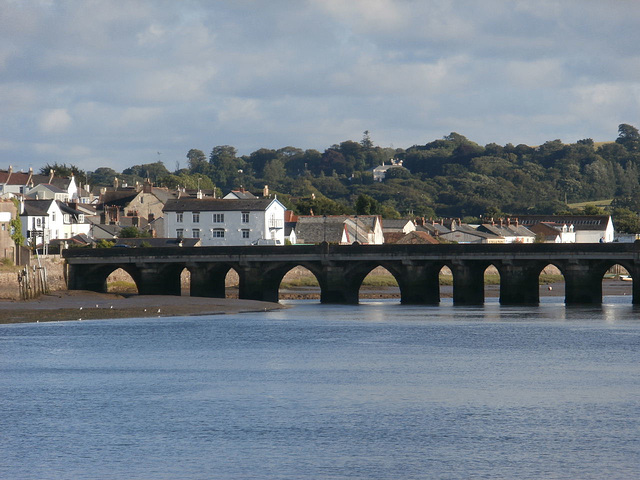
[371,159,408,182]
[517,215,615,243]
[294,215,384,245]
[476,220,536,243]
[163,197,287,246]
[0,167,78,200]
[97,179,176,228]
[20,199,91,251]
[0,199,18,261]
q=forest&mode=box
[43,124,640,233]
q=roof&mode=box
[516,215,611,231]
[21,199,55,216]
[163,197,279,212]
[381,219,414,231]
[385,231,439,244]
[98,190,139,208]
[479,223,535,237]
[225,190,258,200]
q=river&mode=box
[1,297,639,479]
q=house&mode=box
[384,231,439,244]
[382,219,416,234]
[517,215,614,243]
[371,159,409,181]
[527,222,576,243]
[476,220,536,243]
[0,167,78,200]
[97,179,176,229]
[20,199,91,250]
[439,225,504,244]
[25,183,70,202]
[294,215,384,245]
[163,197,287,246]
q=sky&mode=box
[1,0,640,174]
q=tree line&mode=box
[41,124,640,233]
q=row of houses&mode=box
[0,167,621,261]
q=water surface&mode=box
[1,298,639,479]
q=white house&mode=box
[518,215,615,243]
[20,199,91,249]
[162,197,287,246]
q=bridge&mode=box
[63,243,640,305]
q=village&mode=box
[0,166,624,266]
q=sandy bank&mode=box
[0,290,286,324]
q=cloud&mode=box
[38,109,72,134]
[0,0,639,172]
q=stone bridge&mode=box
[62,243,640,305]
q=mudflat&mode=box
[0,290,286,324]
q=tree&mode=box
[38,163,85,178]
[118,226,152,238]
[89,167,119,186]
[616,124,640,152]
[186,149,208,173]
[122,161,170,181]
[612,207,640,233]
[9,198,24,247]
[355,194,382,215]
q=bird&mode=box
[548,286,553,291]
[79,307,83,310]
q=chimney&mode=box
[263,185,269,197]
[143,178,152,194]
[515,218,519,227]
[49,169,54,183]
[113,177,119,190]
[507,217,511,227]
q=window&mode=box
[176,228,184,238]
[192,228,200,239]
[176,212,183,223]
[212,228,225,238]
[52,213,56,222]
[242,229,250,239]
[242,212,249,223]
[193,212,200,223]
[213,213,224,223]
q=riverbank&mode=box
[0,290,287,324]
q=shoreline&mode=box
[0,290,287,324]
[0,279,633,325]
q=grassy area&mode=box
[107,281,138,293]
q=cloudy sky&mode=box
[1,0,639,174]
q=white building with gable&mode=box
[163,197,287,246]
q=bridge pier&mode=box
[563,261,602,304]
[189,264,228,298]
[319,265,359,304]
[137,264,182,296]
[397,263,441,304]
[498,262,540,305]
[451,262,486,305]
[238,264,280,303]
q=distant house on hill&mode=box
[372,159,409,182]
